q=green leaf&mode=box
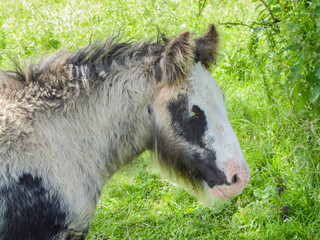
[297,97,306,112]
[290,82,303,98]
[306,71,318,84]
[297,90,309,112]
[310,84,320,103]
[272,7,281,13]
[315,66,320,80]
[253,186,274,199]
[284,43,302,52]
[253,189,263,198]
[255,4,263,11]
[275,68,283,81]
[291,64,302,75]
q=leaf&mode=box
[291,64,302,75]
[284,43,302,52]
[253,189,263,198]
[253,186,274,199]
[272,7,281,13]
[275,68,283,81]
[310,84,320,103]
[297,90,308,112]
[315,66,320,80]
[290,82,303,98]
[255,3,263,11]
[306,71,318,84]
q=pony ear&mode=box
[194,24,219,69]
[156,31,195,84]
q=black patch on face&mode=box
[155,131,230,188]
[167,98,207,148]
[0,173,67,240]
[153,97,230,188]
[191,152,230,188]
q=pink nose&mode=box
[218,160,250,198]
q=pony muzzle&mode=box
[211,160,250,200]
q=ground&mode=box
[0,0,319,239]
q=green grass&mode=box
[1,0,319,239]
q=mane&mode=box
[0,37,165,111]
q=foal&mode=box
[0,24,250,240]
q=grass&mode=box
[1,0,319,239]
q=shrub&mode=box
[221,0,320,117]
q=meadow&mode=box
[0,0,319,239]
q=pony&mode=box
[0,24,250,240]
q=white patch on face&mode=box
[188,62,247,180]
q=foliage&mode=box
[222,0,320,116]
[0,0,319,239]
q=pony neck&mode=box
[38,73,154,182]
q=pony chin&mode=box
[168,179,231,209]
[197,183,232,208]
[209,185,230,200]
[154,156,229,208]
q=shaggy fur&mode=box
[0,24,247,240]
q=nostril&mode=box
[231,174,239,184]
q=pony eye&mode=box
[190,109,196,117]
[190,105,202,118]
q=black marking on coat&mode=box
[65,229,89,240]
[192,152,230,188]
[167,98,207,148]
[155,129,230,189]
[155,58,162,83]
[0,173,67,240]
[156,97,230,188]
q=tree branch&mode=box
[259,0,280,32]
[197,0,207,17]
[219,22,256,30]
